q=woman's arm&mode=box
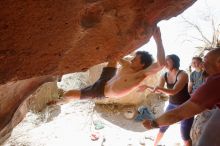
[137,73,165,92]
[155,71,188,95]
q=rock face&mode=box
[0,0,196,84]
[0,76,58,144]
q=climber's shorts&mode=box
[80,67,116,99]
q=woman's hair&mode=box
[192,56,203,62]
[167,54,180,69]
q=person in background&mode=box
[188,56,205,94]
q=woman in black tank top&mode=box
[164,71,190,105]
[152,54,194,146]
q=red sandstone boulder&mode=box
[0,0,196,84]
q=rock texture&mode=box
[0,76,58,143]
[0,0,196,84]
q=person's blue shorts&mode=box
[159,103,194,141]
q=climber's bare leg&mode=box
[47,89,81,105]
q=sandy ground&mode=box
[3,100,184,146]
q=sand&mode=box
[3,100,183,146]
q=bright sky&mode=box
[138,0,220,70]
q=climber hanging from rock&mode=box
[48,26,165,105]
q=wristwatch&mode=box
[150,119,159,128]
